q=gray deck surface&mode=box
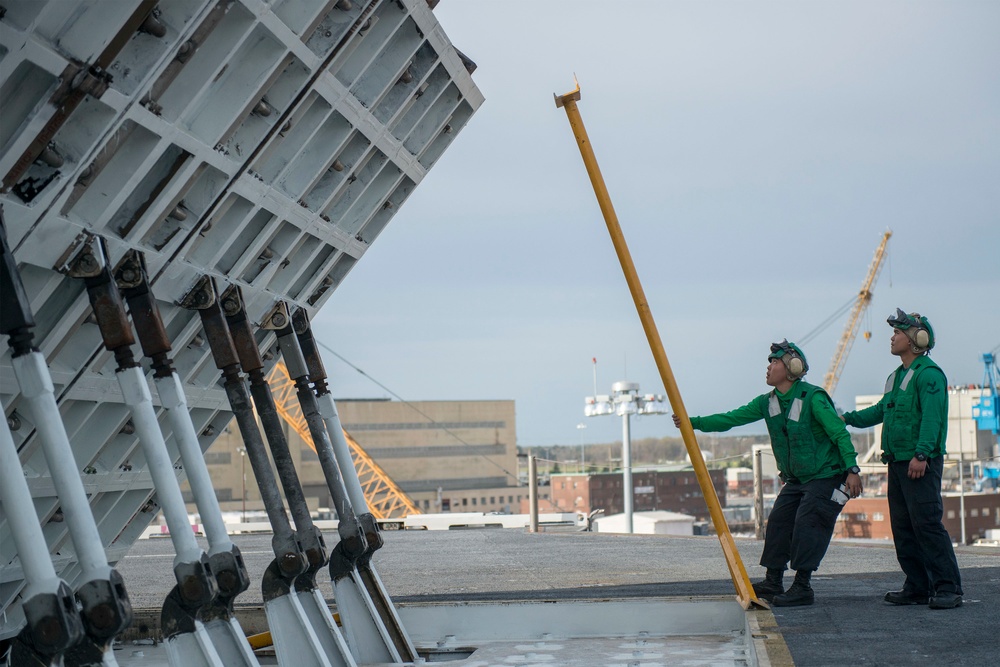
[116,529,999,666]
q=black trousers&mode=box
[887,457,963,595]
[760,475,845,572]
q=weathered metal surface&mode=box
[0,0,480,641]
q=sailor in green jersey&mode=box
[841,309,962,610]
[673,340,861,607]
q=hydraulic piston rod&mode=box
[293,308,417,662]
[554,80,764,610]
[64,236,225,664]
[182,277,350,667]
[1,214,133,665]
[220,286,355,667]
[114,251,259,667]
[274,315,406,665]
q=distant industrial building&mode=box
[835,493,1000,544]
[188,398,534,516]
[549,469,727,523]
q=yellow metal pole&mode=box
[554,79,764,610]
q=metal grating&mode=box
[0,0,481,637]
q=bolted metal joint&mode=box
[174,555,219,609]
[113,250,146,290]
[337,514,368,561]
[63,235,105,279]
[273,533,307,581]
[178,275,216,311]
[260,301,290,331]
[21,582,85,657]
[75,571,134,642]
[219,283,244,319]
[297,526,329,574]
[358,513,384,556]
[208,546,250,602]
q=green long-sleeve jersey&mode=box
[690,381,857,482]
[842,357,948,461]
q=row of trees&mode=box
[521,433,874,474]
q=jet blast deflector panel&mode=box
[0,0,480,637]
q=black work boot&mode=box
[752,568,785,601]
[884,589,929,605]
[928,591,963,609]
[772,570,814,607]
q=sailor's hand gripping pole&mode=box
[114,252,259,667]
[1,216,133,665]
[182,277,354,667]
[554,80,765,610]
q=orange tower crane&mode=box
[268,360,421,519]
[823,230,892,395]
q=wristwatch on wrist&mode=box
[914,453,928,462]
[847,465,861,475]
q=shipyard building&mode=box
[190,398,536,516]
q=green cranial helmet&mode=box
[768,339,809,378]
[887,308,935,351]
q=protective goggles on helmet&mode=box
[768,339,796,360]
[887,308,921,330]
[768,339,808,377]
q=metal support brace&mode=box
[293,308,417,662]
[182,277,351,667]
[220,286,355,667]
[1,397,85,667]
[1,214,133,666]
[554,80,765,610]
[274,315,403,665]
[64,236,224,665]
[114,251,259,667]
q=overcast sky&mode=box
[313,1,1000,451]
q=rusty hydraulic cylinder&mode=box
[219,286,329,590]
[292,309,417,662]
[185,278,356,667]
[273,316,411,665]
[273,315,367,578]
[291,309,381,557]
[181,276,306,591]
[554,80,764,610]
[66,237,220,639]
[114,250,257,667]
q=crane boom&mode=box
[268,360,421,519]
[823,230,892,395]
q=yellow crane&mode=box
[822,230,892,395]
[267,360,421,519]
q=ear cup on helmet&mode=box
[785,356,804,378]
[914,329,929,348]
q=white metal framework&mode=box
[0,0,481,641]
